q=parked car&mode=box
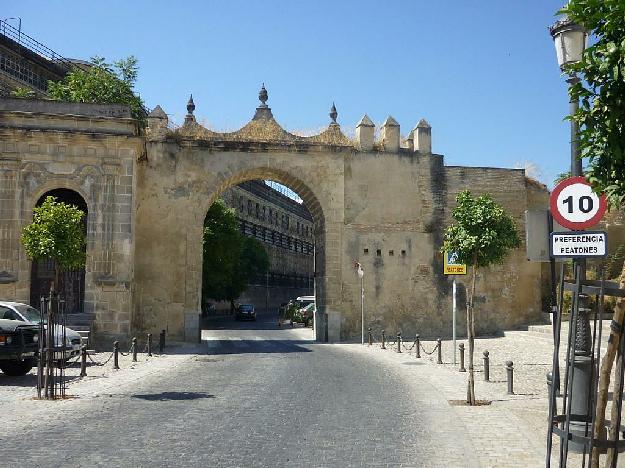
[0,302,82,361]
[235,304,256,321]
[0,318,39,376]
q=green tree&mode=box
[442,191,520,405]
[20,196,86,292]
[202,200,269,311]
[47,56,146,124]
[560,2,625,463]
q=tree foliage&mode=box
[47,56,145,124]
[202,199,269,305]
[442,191,520,268]
[21,196,86,275]
[442,191,520,405]
[10,87,36,98]
[561,0,625,206]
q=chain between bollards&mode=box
[381,330,386,349]
[113,341,120,370]
[415,334,420,358]
[459,343,466,372]
[436,338,442,364]
[159,329,166,354]
[483,350,490,382]
[132,337,138,362]
[396,332,402,353]
[506,361,514,395]
[368,327,372,346]
[80,345,87,377]
[147,333,152,357]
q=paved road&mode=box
[1,311,473,467]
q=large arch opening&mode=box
[198,170,326,340]
[29,188,88,315]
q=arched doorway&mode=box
[29,188,88,314]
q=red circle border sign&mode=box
[550,176,607,230]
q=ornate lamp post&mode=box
[549,14,589,452]
[356,262,364,345]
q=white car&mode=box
[0,301,82,360]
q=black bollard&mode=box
[80,345,87,377]
[381,330,386,349]
[459,343,466,372]
[368,327,372,346]
[147,333,152,357]
[159,329,166,354]
[397,332,402,353]
[132,337,138,362]
[506,361,514,395]
[483,350,490,382]
[547,371,557,415]
[113,341,119,370]
[415,334,421,358]
[437,338,442,364]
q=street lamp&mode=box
[356,262,364,345]
[549,14,589,453]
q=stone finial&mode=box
[258,84,268,108]
[355,114,375,151]
[415,118,432,153]
[185,94,196,124]
[329,103,338,124]
[254,83,273,120]
[381,116,400,153]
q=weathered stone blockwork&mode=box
[0,95,548,344]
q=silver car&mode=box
[0,302,82,360]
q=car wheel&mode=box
[0,359,35,376]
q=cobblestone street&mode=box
[2,311,623,467]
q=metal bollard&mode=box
[368,327,372,346]
[397,332,402,353]
[415,334,421,358]
[132,337,138,362]
[80,345,87,377]
[159,329,166,354]
[483,350,490,381]
[459,343,466,372]
[436,338,442,364]
[147,333,152,357]
[113,341,119,370]
[547,371,557,415]
[506,361,514,394]
[381,330,386,349]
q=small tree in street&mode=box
[21,196,86,293]
[442,191,520,405]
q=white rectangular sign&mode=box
[550,231,607,258]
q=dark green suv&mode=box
[0,319,39,376]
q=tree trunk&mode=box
[466,254,478,406]
[591,261,625,468]
[606,343,624,466]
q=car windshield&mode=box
[239,305,253,311]
[14,305,45,324]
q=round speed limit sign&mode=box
[550,176,607,230]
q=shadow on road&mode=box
[206,340,313,355]
[132,391,215,401]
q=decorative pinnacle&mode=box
[329,102,338,124]
[258,84,268,108]
[186,94,195,115]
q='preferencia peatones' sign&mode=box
[550,231,607,258]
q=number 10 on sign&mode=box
[550,176,607,230]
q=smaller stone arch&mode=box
[29,188,89,315]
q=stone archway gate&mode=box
[0,94,548,344]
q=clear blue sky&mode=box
[5,0,572,187]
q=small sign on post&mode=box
[550,231,607,258]
[444,251,466,275]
